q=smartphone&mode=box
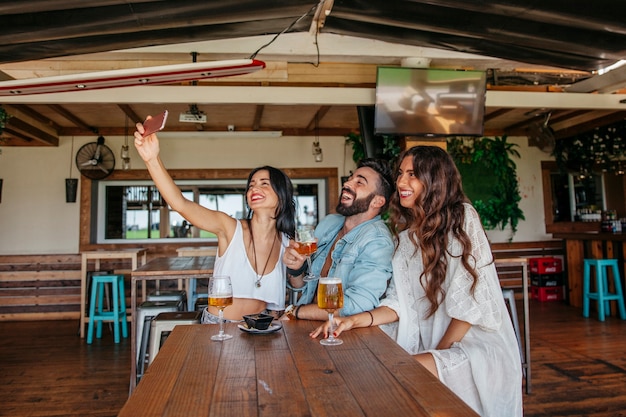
[142,110,168,137]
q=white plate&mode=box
[238,322,283,334]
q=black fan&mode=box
[75,135,116,180]
[527,112,555,153]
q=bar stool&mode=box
[502,288,524,362]
[136,300,182,381]
[147,290,186,309]
[194,295,208,312]
[583,259,626,321]
[86,274,127,344]
[147,311,201,366]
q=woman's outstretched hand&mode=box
[309,315,355,339]
[133,116,160,163]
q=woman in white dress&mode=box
[311,146,522,416]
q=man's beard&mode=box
[336,190,375,216]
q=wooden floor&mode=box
[0,300,625,417]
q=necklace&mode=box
[249,224,278,288]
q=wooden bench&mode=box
[0,254,133,321]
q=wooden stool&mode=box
[86,274,127,344]
[135,300,182,381]
[147,311,201,366]
[583,259,626,321]
[502,288,524,363]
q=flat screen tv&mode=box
[374,67,486,137]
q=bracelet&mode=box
[365,310,374,327]
[286,263,307,276]
[294,305,303,320]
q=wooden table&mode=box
[129,256,215,391]
[176,246,218,309]
[119,320,479,417]
[79,248,147,338]
[495,257,531,394]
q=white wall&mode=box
[0,134,550,255]
[0,134,353,254]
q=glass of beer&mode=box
[296,225,318,282]
[208,275,234,341]
[317,277,344,346]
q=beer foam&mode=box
[319,277,341,284]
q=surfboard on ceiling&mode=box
[0,59,265,96]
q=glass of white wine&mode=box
[296,225,318,282]
[317,277,344,346]
[208,275,233,341]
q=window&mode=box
[96,179,327,243]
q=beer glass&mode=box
[208,275,233,341]
[296,225,318,282]
[317,277,344,345]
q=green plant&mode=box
[447,135,525,238]
[0,106,9,135]
[345,132,401,164]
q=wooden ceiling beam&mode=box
[117,104,142,125]
[252,105,264,131]
[47,104,97,134]
[4,117,58,146]
[306,105,331,131]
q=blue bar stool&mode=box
[87,274,128,344]
[583,259,626,321]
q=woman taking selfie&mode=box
[135,116,295,321]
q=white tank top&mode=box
[213,220,287,311]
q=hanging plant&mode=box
[553,119,626,176]
[447,135,525,237]
[0,106,9,136]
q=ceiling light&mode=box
[312,140,323,162]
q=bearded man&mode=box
[283,158,394,320]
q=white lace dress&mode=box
[379,204,523,417]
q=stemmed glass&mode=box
[317,277,344,346]
[296,225,318,282]
[208,275,233,341]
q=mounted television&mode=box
[374,67,487,137]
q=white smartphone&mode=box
[142,110,168,137]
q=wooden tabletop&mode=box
[119,320,478,417]
[131,256,216,278]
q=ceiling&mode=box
[1,0,626,147]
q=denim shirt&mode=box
[297,214,393,316]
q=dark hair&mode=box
[246,166,296,239]
[357,158,395,212]
[388,146,478,317]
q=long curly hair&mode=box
[388,146,479,317]
[245,166,296,240]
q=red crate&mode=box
[531,285,564,302]
[531,273,564,287]
[529,257,563,275]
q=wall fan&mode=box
[75,135,115,180]
[527,112,555,153]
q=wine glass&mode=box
[296,225,318,282]
[208,275,233,341]
[317,277,344,346]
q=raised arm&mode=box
[134,118,235,241]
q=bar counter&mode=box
[552,231,626,308]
